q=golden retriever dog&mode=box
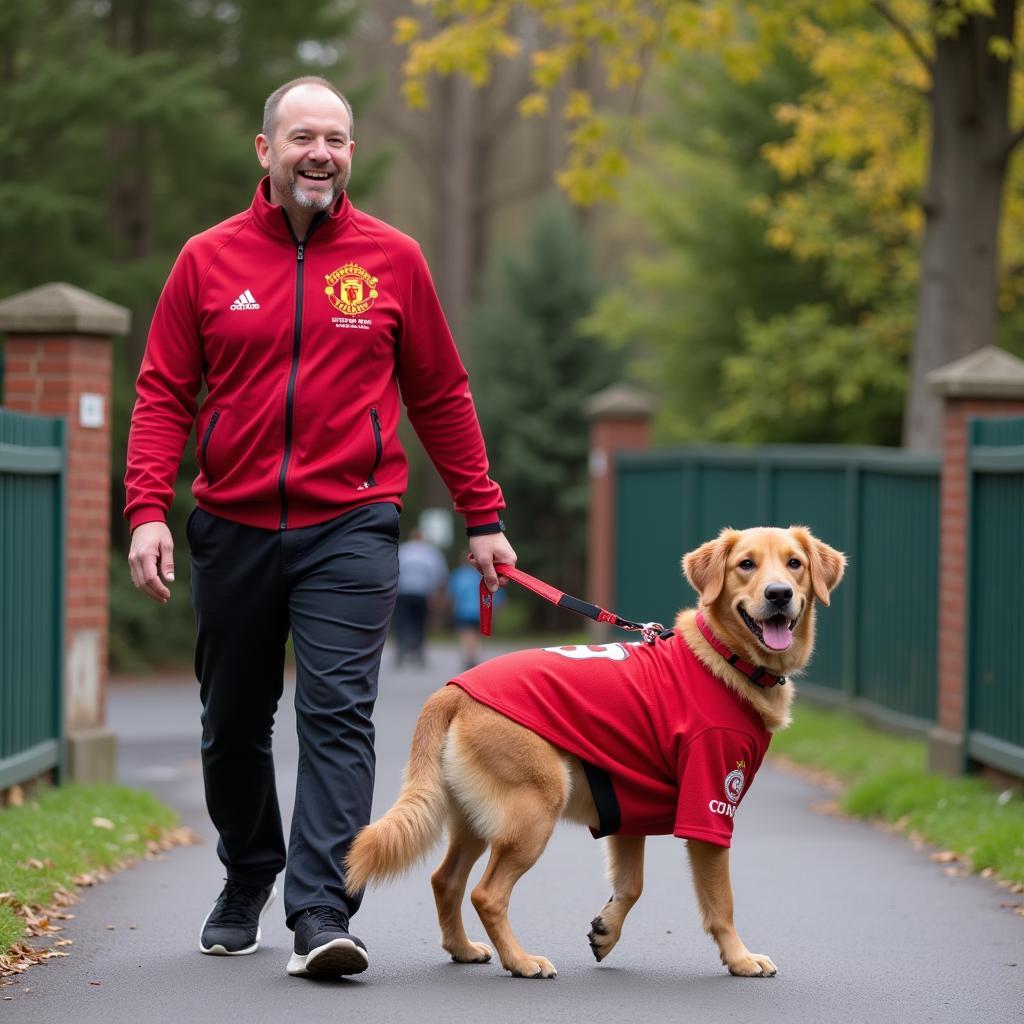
[346,526,844,979]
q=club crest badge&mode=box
[325,263,378,315]
[724,762,746,804]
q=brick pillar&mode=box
[584,385,655,638]
[925,346,1024,776]
[0,282,130,782]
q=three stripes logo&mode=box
[230,289,260,311]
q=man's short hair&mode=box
[262,77,355,140]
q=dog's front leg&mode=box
[686,839,777,977]
[587,834,644,962]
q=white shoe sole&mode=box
[287,937,369,977]
[199,883,277,955]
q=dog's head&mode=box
[682,525,845,682]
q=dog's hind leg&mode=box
[470,794,560,979]
[587,834,645,962]
[431,809,492,964]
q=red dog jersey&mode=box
[449,635,772,847]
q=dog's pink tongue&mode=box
[761,619,793,651]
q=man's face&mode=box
[256,84,355,217]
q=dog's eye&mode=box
[738,558,755,570]
[788,558,802,569]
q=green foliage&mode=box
[0,0,373,304]
[0,783,179,956]
[714,304,906,443]
[469,196,622,618]
[585,51,904,444]
[845,769,1024,884]
[773,704,925,781]
[773,704,1024,884]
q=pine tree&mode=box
[469,196,622,622]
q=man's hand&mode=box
[128,521,175,603]
[468,533,517,594]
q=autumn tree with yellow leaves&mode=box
[395,0,1024,449]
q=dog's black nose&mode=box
[765,583,793,608]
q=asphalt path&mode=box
[6,641,1022,1023]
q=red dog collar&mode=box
[695,612,786,688]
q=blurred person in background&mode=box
[124,76,515,980]
[448,552,504,670]
[394,527,448,667]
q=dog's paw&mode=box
[587,915,618,962]
[448,942,492,964]
[727,951,777,978]
[508,954,557,979]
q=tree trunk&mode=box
[904,0,1016,448]
[107,0,153,368]
[434,74,476,342]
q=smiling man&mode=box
[124,77,515,980]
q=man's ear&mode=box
[255,134,270,169]
[789,525,846,605]
[683,528,740,606]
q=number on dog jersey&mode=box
[543,643,630,661]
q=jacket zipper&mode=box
[200,409,221,485]
[367,407,383,487]
[277,212,327,530]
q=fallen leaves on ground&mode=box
[0,825,200,985]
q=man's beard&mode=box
[290,166,350,211]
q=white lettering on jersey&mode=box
[708,800,736,818]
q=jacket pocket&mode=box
[365,407,383,488]
[199,409,222,485]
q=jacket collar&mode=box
[249,176,353,243]
[695,611,786,688]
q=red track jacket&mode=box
[450,635,772,846]
[125,179,504,531]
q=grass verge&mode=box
[0,783,192,975]
[772,704,1024,888]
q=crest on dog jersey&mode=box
[724,763,746,804]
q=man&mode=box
[125,76,515,980]
[394,528,448,667]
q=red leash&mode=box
[479,564,665,644]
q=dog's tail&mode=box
[344,686,462,892]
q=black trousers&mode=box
[187,502,399,927]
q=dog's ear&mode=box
[789,525,846,606]
[683,528,740,606]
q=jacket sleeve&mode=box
[123,244,204,530]
[394,244,505,527]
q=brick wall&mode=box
[3,333,112,730]
[935,397,1024,748]
[585,387,654,622]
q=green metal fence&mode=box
[615,445,940,729]
[967,417,1024,778]
[0,408,66,788]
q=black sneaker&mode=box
[286,906,369,977]
[199,879,276,955]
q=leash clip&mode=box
[640,621,665,646]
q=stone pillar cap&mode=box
[0,282,130,336]
[584,383,657,421]
[927,345,1024,399]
